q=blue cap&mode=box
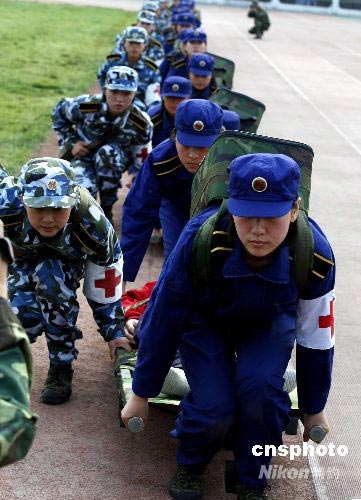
[188,53,214,76]
[182,28,207,43]
[222,110,240,131]
[227,153,300,218]
[175,13,197,26]
[180,0,195,7]
[161,76,192,97]
[175,99,223,147]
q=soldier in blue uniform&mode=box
[52,66,153,224]
[148,76,192,147]
[163,12,199,55]
[121,153,335,499]
[120,99,223,284]
[160,28,207,82]
[187,53,218,99]
[97,26,161,111]
[0,158,132,405]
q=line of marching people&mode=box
[0,3,335,500]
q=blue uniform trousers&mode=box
[174,312,296,488]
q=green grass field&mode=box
[0,0,134,174]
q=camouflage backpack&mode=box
[209,88,266,133]
[190,130,314,293]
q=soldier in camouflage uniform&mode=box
[248,1,271,39]
[0,158,131,405]
[0,219,37,466]
[155,0,172,35]
[52,66,153,224]
[98,26,161,112]
[113,11,165,67]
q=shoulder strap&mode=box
[71,188,106,254]
[143,57,158,72]
[79,102,102,113]
[128,110,149,132]
[192,203,315,294]
[152,154,182,176]
[191,200,230,286]
[288,211,314,293]
[71,186,90,225]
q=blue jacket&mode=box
[148,103,175,147]
[120,139,194,282]
[133,206,336,415]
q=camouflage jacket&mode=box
[0,297,37,467]
[113,31,165,66]
[155,8,172,33]
[51,94,153,171]
[0,170,125,341]
[96,53,161,110]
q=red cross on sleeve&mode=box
[95,269,122,298]
[319,298,335,338]
[136,147,150,163]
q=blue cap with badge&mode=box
[175,99,223,147]
[188,53,214,76]
[227,153,300,218]
[182,28,207,43]
[175,13,197,26]
[161,76,192,97]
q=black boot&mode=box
[41,364,73,405]
[169,465,205,499]
[236,483,271,499]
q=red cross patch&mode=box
[95,269,122,298]
[136,147,150,163]
[319,298,335,338]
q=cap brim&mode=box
[104,84,137,92]
[23,195,77,209]
[162,91,190,98]
[189,69,212,77]
[227,198,293,218]
[125,38,146,43]
[177,130,218,148]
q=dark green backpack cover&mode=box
[207,52,235,90]
[191,131,314,293]
[209,88,266,133]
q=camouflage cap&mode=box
[21,158,79,209]
[142,1,159,11]
[104,66,138,92]
[124,26,149,44]
[137,9,156,24]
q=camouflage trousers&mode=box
[8,258,85,367]
[72,143,126,210]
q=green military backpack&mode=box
[190,130,314,293]
[207,52,235,90]
[209,88,266,133]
